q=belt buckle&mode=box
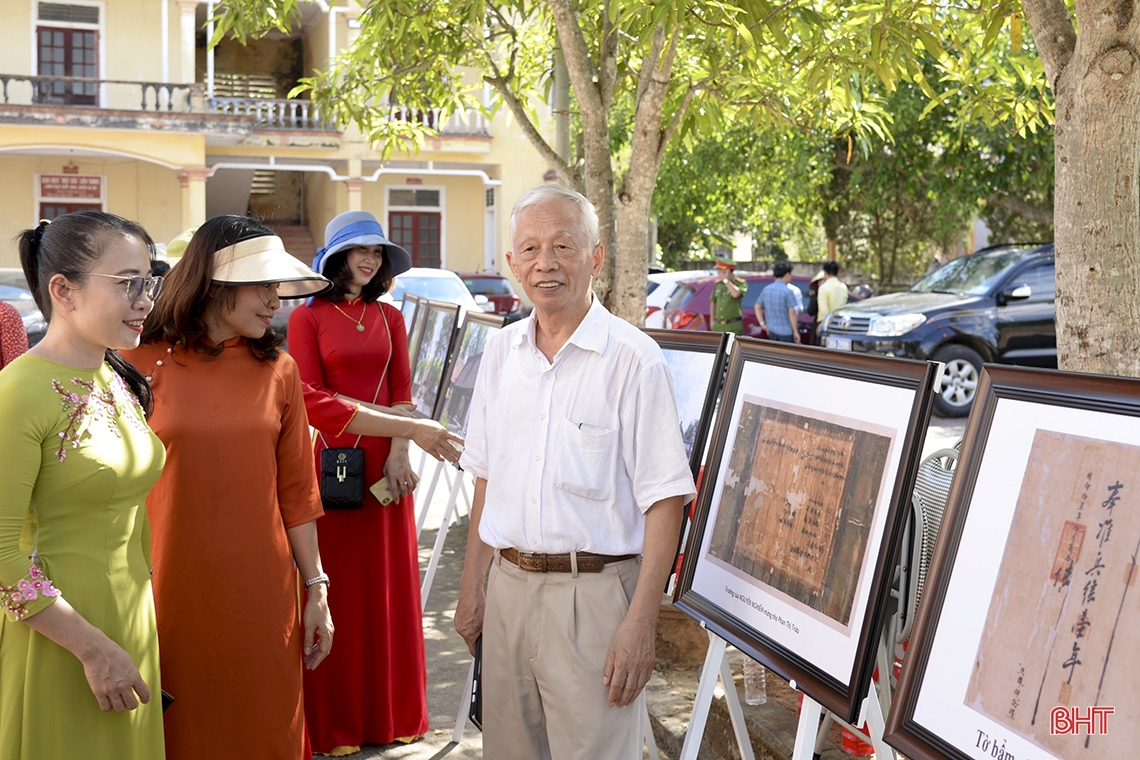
[518,551,546,572]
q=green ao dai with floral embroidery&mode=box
[0,354,166,759]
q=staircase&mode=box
[267,222,317,266]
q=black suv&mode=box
[819,244,1055,417]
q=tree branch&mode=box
[748,0,798,34]
[633,24,668,118]
[547,0,604,121]
[986,193,1054,224]
[484,76,580,190]
[618,24,680,201]
[657,84,698,165]
[1021,0,1077,90]
[599,0,619,111]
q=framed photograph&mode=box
[436,311,506,432]
[642,329,729,479]
[400,294,420,335]
[408,300,461,420]
[674,340,939,723]
[406,295,428,355]
[885,365,1140,760]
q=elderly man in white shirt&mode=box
[455,184,696,759]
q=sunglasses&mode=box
[88,273,165,302]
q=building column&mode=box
[179,166,210,230]
[345,179,364,211]
[177,0,199,84]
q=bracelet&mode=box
[304,572,330,589]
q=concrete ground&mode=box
[332,414,967,759]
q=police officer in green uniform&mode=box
[709,258,747,334]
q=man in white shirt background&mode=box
[454,184,696,759]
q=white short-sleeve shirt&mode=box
[460,297,697,555]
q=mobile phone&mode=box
[369,478,395,505]
[469,635,482,731]
[161,689,175,712]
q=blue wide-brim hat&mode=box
[312,211,413,277]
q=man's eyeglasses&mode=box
[88,273,164,302]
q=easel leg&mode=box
[455,474,472,525]
[812,712,834,759]
[791,694,824,760]
[644,701,660,760]
[861,683,894,760]
[415,457,445,539]
[421,466,464,611]
[679,631,730,760]
[452,658,476,744]
[717,648,756,760]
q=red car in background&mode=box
[458,272,527,323]
[664,273,821,343]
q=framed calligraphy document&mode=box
[408,300,461,420]
[436,310,505,433]
[885,365,1140,760]
[674,340,939,722]
[642,329,729,479]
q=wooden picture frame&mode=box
[406,294,428,355]
[435,310,506,430]
[674,340,939,723]
[642,329,730,480]
[885,365,1140,760]
[400,294,420,336]
[408,300,461,420]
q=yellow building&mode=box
[0,0,553,278]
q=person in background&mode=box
[454,185,696,759]
[0,300,28,369]
[754,262,801,343]
[0,213,166,758]
[708,258,747,334]
[289,210,462,755]
[125,215,334,760]
[816,260,850,322]
[150,259,171,279]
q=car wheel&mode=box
[932,345,984,418]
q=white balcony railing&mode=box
[0,74,195,112]
[1,74,493,137]
[206,96,333,131]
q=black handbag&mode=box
[316,305,392,510]
[319,447,366,509]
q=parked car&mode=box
[664,273,819,343]
[0,268,47,346]
[272,267,490,343]
[646,269,715,328]
[386,267,491,312]
[819,243,1056,417]
[457,271,526,322]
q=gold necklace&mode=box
[332,301,367,332]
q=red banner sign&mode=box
[40,174,103,199]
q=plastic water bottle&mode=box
[743,657,768,705]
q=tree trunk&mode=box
[582,121,618,309]
[1024,0,1140,377]
[1052,37,1140,375]
[614,194,653,325]
[547,0,619,310]
[610,26,678,325]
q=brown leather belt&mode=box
[499,548,639,574]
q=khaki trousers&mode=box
[482,552,644,760]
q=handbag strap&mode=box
[317,302,393,451]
